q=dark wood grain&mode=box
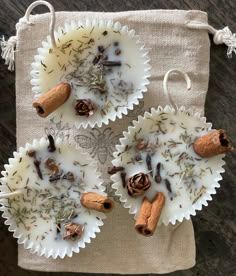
[0,0,235,275]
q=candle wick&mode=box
[0,190,23,199]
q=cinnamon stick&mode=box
[80,192,114,213]
[193,129,233,157]
[135,192,165,236]
[33,82,71,117]
[135,197,152,235]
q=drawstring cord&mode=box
[186,21,236,58]
[163,69,191,111]
[23,0,56,48]
[1,0,235,71]
[0,35,17,71]
[0,0,56,71]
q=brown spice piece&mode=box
[92,54,102,65]
[115,48,121,55]
[193,129,233,157]
[135,139,147,150]
[25,226,31,231]
[27,150,35,157]
[47,135,56,152]
[49,172,75,182]
[56,223,61,234]
[154,163,162,183]
[135,154,142,162]
[33,82,71,118]
[165,179,172,193]
[120,172,127,188]
[192,186,206,204]
[102,55,108,61]
[98,45,105,53]
[107,166,124,174]
[74,99,94,116]
[146,153,153,177]
[34,159,43,180]
[135,140,155,152]
[44,158,59,175]
[65,171,75,181]
[80,192,114,213]
[63,223,83,240]
[135,198,152,235]
[127,172,151,197]
[101,61,121,67]
[135,192,165,237]
[88,38,95,44]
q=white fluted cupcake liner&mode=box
[0,137,107,258]
[31,19,151,128]
[111,105,226,226]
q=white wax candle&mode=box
[32,21,150,127]
[0,138,105,258]
[112,107,225,225]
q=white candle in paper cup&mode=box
[31,19,151,128]
[0,137,108,258]
[111,106,226,226]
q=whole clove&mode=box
[154,163,162,183]
[120,172,127,188]
[107,166,125,175]
[165,179,172,193]
[34,159,43,180]
[101,61,121,67]
[47,135,56,152]
[146,153,153,177]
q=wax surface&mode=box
[112,107,225,224]
[32,22,149,127]
[0,139,105,256]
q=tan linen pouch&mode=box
[14,9,210,274]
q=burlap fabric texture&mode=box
[15,9,210,274]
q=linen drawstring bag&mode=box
[1,1,235,273]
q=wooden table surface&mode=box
[0,0,235,275]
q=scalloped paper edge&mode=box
[0,137,107,259]
[111,105,226,226]
[31,19,151,129]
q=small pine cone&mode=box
[127,172,151,197]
